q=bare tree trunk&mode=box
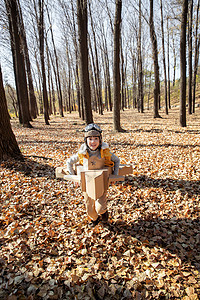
[5,0,32,128]
[89,2,103,115]
[138,0,144,113]
[180,0,188,127]
[172,34,176,87]
[46,5,64,117]
[38,0,49,125]
[51,75,56,115]
[121,46,125,111]
[132,55,137,109]
[45,40,53,115]
[88,36,99,113]
[77,0,93,124]
[188,0,193,114]
[17,0,38,119]
[149,0,161,118]
[160,0,168,115]
[99,21,112,111]
[105,44,112,111]
[113,0,124,132]
[66,46,72,113]
[0,65,22,160]
[167,18,171,109]
[192,0,200,113]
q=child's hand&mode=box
[74,182,79,187]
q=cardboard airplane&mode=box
[56,156,132,200]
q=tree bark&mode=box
[188,0,193,114]
[138,0,144,113]
[192,0,200,113]
[0,65,22,160]
[172,34,176,87]
[77,0,93,124]
[38,0,50,125]
[180,0,188,127]
[149,0,161,118]
[113,0,124,132]
[17,0,38,119]
[167,18,171,109]
[160,0,168,115]
[5,0,32,128]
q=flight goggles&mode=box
[84,123,102,133]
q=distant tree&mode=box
[138,0,144,113]
[0,65,22,160]
[192,0,200,113]
[89,2,103,115]
[180,0,188,127]
[188,0,193,114]
[77,0,93,124]
[46,5,64,117]
[167,18,171,109]
[99,22,112,111]
[160,0,168,115]
[37,0,50,125]
[149,0,161,118]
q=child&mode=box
[66,123,120,227]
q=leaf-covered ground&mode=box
[0,108,200,300]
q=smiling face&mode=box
[87,136,100,151]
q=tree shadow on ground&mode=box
[126,174,200,196]
[1,157,56,178]
[107,216,200,272]
[111,140,200,148]
[127,128,200,135]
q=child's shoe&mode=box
[101,211,109,223]
[88,216,100,227]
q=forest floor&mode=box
[0,107,200,300]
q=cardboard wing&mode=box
[55,164,133,197]
[55,167,80,183]
[56,167,69,179]
[118,164,133,176]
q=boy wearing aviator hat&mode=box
[66,123,120,227]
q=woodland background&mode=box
[0,0,200,129]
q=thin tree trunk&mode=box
[46,5,64,117]
[192,0,200,113]
[172,34,176,87]
[121,45,125,111]
[45,40,53,115]
[149,0,161,118]
[180,0,188,127]
[38,0,49,125]
[138,0,144,113]
[89,2,103,115]
[160,0,168,115]
[188,0,193,114]
[167,18,171,109]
